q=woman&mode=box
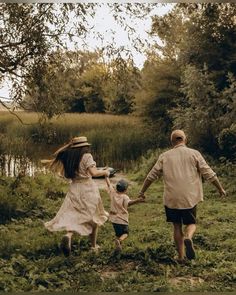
[44,136,110,256]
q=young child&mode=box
[105,176,144,251]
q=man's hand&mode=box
[138,191,146,199]
[137,197,146,203]
[219,188,226,198]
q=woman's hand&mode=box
[104,169,110,178]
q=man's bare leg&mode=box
[184,224,196,260]
[185,224,196,239]
[173,223,185,261]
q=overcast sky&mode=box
[0,3,174,99]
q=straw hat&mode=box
[170,130,186,142]
[71,136,91,148]
[54,136,91,156]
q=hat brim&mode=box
[71,143,91,148]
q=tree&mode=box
[170,66,236,157]
[135,54,181,146]
[23,51,79,120]
[23,50,107,117]
[75,62,108,113]
[151,3,236,89]
[0,4,96,107]
[0,3,156,118]
[137,3,236,155]
[104,56,141,114]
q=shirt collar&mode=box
[173,143,186,149]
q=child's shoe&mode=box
[60,236,71,257]
[115,239,122,252]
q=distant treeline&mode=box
[1,4,235,160]
[22,5,236,159]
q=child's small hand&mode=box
[137,197,146,203]
[139,193,146,200]
[104,170,110,178]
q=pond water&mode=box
[0,140,133,177]
[0,154,46,177]
[0,148,128,177]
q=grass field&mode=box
[0,168,235,292]
[0,111,235,291]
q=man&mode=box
[139,130,226,263]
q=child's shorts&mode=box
[112,223,129,238]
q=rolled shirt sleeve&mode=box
[146,154,163,182]
[195,151,217,182]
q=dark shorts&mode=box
[112,223,129,238]
[165,205,197,225]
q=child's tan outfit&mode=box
[107,185,130,237]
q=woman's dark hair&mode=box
[56,146,90,179]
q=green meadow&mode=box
[0,112,235,291]
[0,159,235,292]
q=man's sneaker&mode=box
[60,236,71,257]
[184,238,196,260]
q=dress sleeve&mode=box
[83,153,96,169]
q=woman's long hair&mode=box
[52,146,90,179]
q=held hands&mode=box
[137,192,146,203]
[137,197,146,203]
[138,191,146,199]
[103,168,110,178]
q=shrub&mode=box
[218,124,236,159]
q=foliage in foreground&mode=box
[0,161,235,292]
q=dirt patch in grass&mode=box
[169,276,204,287]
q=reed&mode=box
[0,112,153,169]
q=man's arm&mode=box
[138,155,163,198]
[211,176,226,197]
[138,179,153,198]
[196,152,226,198]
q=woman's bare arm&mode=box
[88,167,110,178]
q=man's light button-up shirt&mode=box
[146,144,217,209]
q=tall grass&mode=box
[0,112,154,169]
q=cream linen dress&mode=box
[44,153,109,235]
